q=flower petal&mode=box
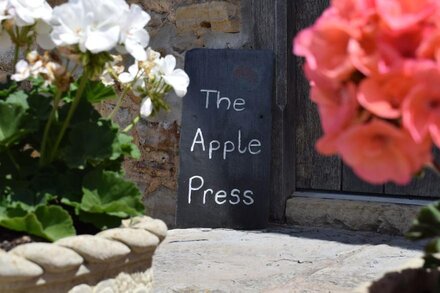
[163,69,190,97]
[140,97,153,119]
[118,72,134,83]
[85,26,120,53]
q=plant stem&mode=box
[12,27,20,66]
[429,161,440,176]
[108,69,143,119]
[50,73,88,161]
[39,89,63,166]
[64,58,71,72]
[123,115,140,132]
[70,63,80,77]
[6,149,20,171]
[108,86,130,119]
[13,45,19,66]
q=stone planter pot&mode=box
[0,216,167,293]
[356,259,440,293]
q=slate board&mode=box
[176,49,274,229]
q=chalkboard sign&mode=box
[176,49,274,229]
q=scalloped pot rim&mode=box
[0,216,167,293]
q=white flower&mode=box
[0,0,10,22]
[50,0,128,53]
[11,53,47,81]
[100,55,124,86]
[118,62,146,96]
[11,60,30,81]
[118,62,142,84]
[152,55,190,97]
[8,0,52,27]
[119,4,150,61]
[146,48,160,61]
[140,97,153,119]
[35,20,55,49]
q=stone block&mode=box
[141,0,174,14]
[176,1,240,34]
[286,197,421,235]
[143,187,177,228]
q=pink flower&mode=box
[417,24,440,61]
[350,24,426,75]
[316,133,340,156]
[379,26,426,59]
[294,15,357,81]
[357,65,414,119]
[331,0,376,24]
[376,0,436,31]
[312,82,358,135]
[306,66,359,155]
[349,24,389,75]
[293,0,440,186]
[337,120,431,185]
[402,66,440,147]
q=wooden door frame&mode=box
[247,0,295,221]
[247,0,431,222]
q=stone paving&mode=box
[152,226,424,292]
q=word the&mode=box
[191,128,262,160]
[187,176,255,206]
[201,89,246,111]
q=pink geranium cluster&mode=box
[293,0,440,185]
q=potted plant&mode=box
[0,0,188,291]
[293,0,440,292]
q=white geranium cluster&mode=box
[0,0,53,51]
[50,0,151,60]
[11,50,67,89]
[106,48,189,119]
[1,0,190,121]
[0,0,152,60]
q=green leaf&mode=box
[0,204,76,241]
[0,79,17,99]
[85,80,117,103]
[81,170,143,218]
[0,100,36,147]
[77,210,122,230]
[407,202,440,240]
[34,205,76,241]
[423,254,440,269]
[425,238,440,254]
[60,118,139,168]
[59,98,101,126]
[6,91,29,109]
[28,94,52,120]
[61,119,117,168]
[113,132,141,160]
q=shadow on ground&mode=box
[259,224,424,250]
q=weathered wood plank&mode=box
[385,149,440,198]
[293,0,341,191]
[250,0,296,221]
[342,165,384,194]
